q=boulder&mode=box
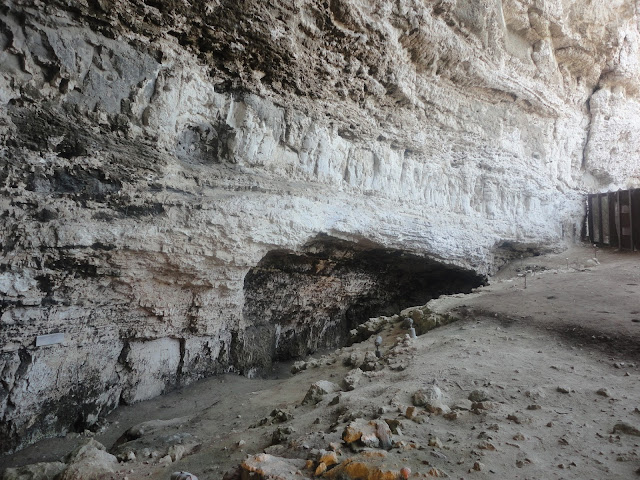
[412,385,450,414]
[59,439,118,480]
[302,381,341,405]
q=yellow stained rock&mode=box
[320,451,339,467]
[315,461,327,476]
[427,467,447,477]
[343,424,364,443]
[360,451,387,458]
[405,406,417,419]
[324,458,398,480]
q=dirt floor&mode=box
[2,244,640,479]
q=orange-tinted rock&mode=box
[241,453,307,479]
[320,451,339,467]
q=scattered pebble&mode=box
[507,414,522,424]
[468,389,490,402]
[477,441,496,451]
[428,437,443,448]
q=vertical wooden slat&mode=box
[587,195,596,243]
[634,189,640,251]
[608,191,618,248]
[598,193,604,245]
[616,190,622,250]
[630,189,635,251]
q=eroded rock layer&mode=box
[1,0,639,452]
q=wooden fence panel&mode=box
[587,188,639,251]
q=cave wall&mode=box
[1,0,639,452]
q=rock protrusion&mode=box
[412,385,450,414]
[302,381,341,405]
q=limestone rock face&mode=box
[0,0,639,452]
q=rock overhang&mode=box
[1,0,639,452]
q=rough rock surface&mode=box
[0,461,66,480]
[2,249,640,479]
[301,380,341,406]
[1,0,639,452]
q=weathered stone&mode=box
[240,454,306,480]
[0,462,67,480]
[342,369,364,392]
[507,414,523,424]
[323,452,399,480]
[343,353,361,368]
[404,406,418,420]
[374,421,393,451]
[59,440,118,480]
[290,361,307,374]
[383,419,403,435]
[360,351,379,372]
[412,385,450,414]
[428,437,443,448]
[319,451,339,467]
[343,419,393,451]
[254,408,294,428]
[301,381,341,405]
[478,441,497,451]
[110,417,200,464]
[468,389,490,402]
[443,410,465,420]
[426,467,448,477]
[349,317,389,345]
[271,426,295,445]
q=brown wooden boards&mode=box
[587,188,639,251]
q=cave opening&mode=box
[239,235,486,371]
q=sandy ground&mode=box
[2,244,640,479]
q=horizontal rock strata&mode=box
[1,0,639,452]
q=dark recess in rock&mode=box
[237,234,486,372]
[493,241,548,272]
